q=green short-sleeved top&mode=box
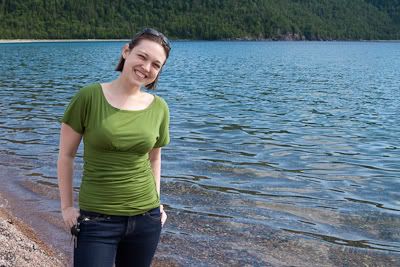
[61,83,170,216]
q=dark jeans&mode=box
[73,207,162,267]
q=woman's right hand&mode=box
[61,207,80,230]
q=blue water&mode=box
[0,41,399,266]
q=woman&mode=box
[57,28,171,267]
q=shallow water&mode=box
[0,41,399,266]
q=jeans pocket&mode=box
[143,207,161,223]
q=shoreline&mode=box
[0,193,65,266]
[0,153,73,267]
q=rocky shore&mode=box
[0,194,64,267]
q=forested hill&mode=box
[0,0,399,40]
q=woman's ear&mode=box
[122,44,130,59]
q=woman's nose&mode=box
[143,61,151,72]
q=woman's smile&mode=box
[134,69,147,79]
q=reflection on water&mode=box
[0,41,399,265]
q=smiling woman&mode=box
[57,28,172,267]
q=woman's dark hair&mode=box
[115,28,171,90]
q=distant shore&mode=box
[0,39,130,44]
[1,38,399,44]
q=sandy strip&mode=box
[0,193,64,267]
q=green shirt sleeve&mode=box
[61,87,90,134]
[154,97,170,148]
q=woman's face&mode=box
[121,39,167,88]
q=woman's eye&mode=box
[153,64,161,69]
[138,54,145,59]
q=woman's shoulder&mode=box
[152,94,169,114]
[70,83,101,101]
[153,94,168,108]
[78,83,101,95]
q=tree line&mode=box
[0,0,399,40]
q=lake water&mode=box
[0,41,399,266]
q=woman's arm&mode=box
[57,123,82,229]
[149,147,162,197]
[149,147,167,225]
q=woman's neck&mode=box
[109,77,142,97]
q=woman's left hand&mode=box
[160,204,167,227]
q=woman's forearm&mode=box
[57,123,82,211]
[57,155,75,210]
[149,147,162,198]
[150,158,161,197]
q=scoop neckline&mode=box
[98,83,157,113]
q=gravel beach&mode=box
[0,194,65,267]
